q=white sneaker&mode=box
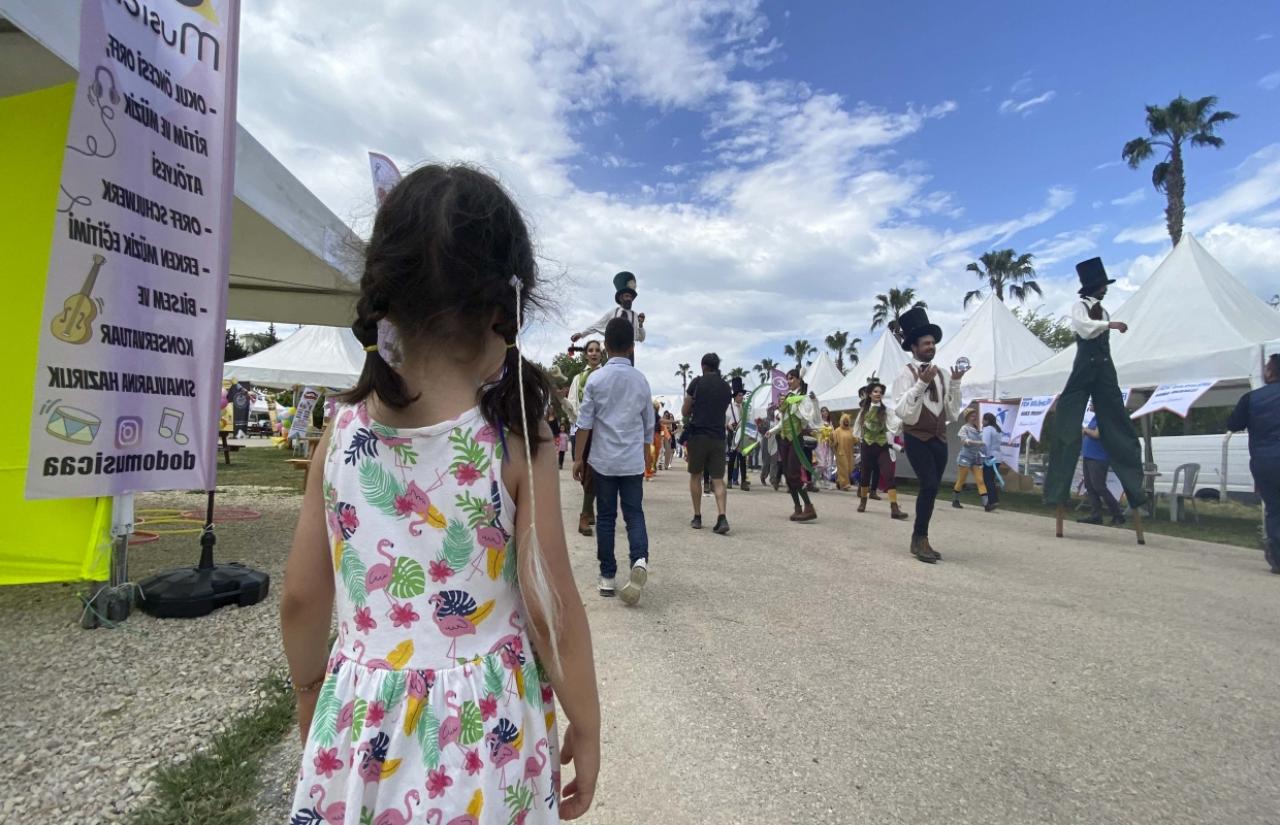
[598,577,616,597]
[619,558,648,606]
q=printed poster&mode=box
[27,0,240,499]
[289,387,320,439]
[369,151,402,205]
[1129,380,1216,420]
[1007,394,1057,442]
[978,401,1022,468]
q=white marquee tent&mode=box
[819,332,911,410]
[1000,235,1280,398]
[937,293,1054,403]
[802,351,845,398]
[224,326,365,389]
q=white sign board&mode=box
[290,387,320,439]
[978,401,1022,467]
[1129,380,1216,420]
[1007,395,1057,442]
[27,0,240,499]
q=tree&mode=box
[964,249,1042,308]
[825,331,849,373]
[754,358,778,383]
[1122,95,1237,246]
[870,288,926,340]
[783,339,813,371]
[240,326,280,354]
[675,363,692,392]
[224,328,248,362]
[1012,307,1075,351]
[550,351,587,388]
[845,336,862,369]
[727,366,748,381]
[1268,294,1279,311]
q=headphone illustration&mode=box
[91,66,120,105]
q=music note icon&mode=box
[158,407,190,445]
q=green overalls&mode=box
[1043,319,1148,508]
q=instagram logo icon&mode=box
[115,416,143,449]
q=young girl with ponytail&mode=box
[281,164,600,823]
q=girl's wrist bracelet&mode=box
[292,675,326,694]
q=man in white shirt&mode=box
[570,271,646,362]
[573,317,654,605]
[725,377,750,492]
[890,307,965,563]
[1043,257,1148,527]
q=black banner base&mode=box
[135,562,270,619]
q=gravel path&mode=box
[0,487,301,822]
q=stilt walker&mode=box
[1044,258,1147,543]
[571,271,645,364]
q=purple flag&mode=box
[770,369,789,409]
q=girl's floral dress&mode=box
[289,402,559,825]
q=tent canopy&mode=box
[1001,235,1280,397]
[802,351,845,398]
[224,326,365,389]
[0,3,362,326]
[937,293,1054,402]
[819,332,911,410]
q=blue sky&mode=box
[235,1,1280,392]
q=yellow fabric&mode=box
[832,426,855,489]
[888,489,898,504]
[0,84,112,584]
[953,465,988,496]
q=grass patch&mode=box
[895,479,1265,551]
[215,444,307,491]
[129,671,296,825]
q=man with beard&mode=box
[571,271,646,364]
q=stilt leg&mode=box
[1055,504,1064,538]
[1133,508,1145,545]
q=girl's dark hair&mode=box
[340,164,552,454]
[859,382,886,413]
[983,412,1001,432]
[785,368,807,395]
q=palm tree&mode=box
[964,248,1042,308]
[727,366,748,384]
[675,363,691,392]
[845,336,862,369]
[1122,95,1237,246]
[825,331,849,373]
[870,288,926,340]
[754,358,778,383]
[783,339,813,371]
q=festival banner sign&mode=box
[1082,388,1131,426]
[1129,380,1216,420]
[770,369,789,408]
[26,0,240,499]
[1006,394,1057,442]
[369,151,403,205]
[289,387,320,439]
[977,401,1022,468]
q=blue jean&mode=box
[594,473,648,579]
[1251,454,1280,569]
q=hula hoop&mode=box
[179,507,261,522]
[129,531,160,545]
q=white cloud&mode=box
[1257,33,1274,41]
[999,91,1057,116]
[1094,159,1124,171]
[1010,74,1034,95]
[1028,225,1106,266]
[1110,188,1146,207]
[1259,70,1280,91]
[1114,143,1280,245]
[1120,223,1280,299]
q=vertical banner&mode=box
[26,0,240,499]
[977,401,1022,467]
[770,368,789,409]
[1007,394,1057,442]
[369,151,402,205]
[289,387,319,439]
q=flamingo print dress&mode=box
[289,402,560,825]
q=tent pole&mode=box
[83,493,135,628]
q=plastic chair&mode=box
[1168,463,1201,523]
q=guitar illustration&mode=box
[50,254,106,345]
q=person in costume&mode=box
[567,339,604,536]
[854,380,910,520]
[814,407,835,491]
[768,369,822,522]
[833,412,856,491]
[645,400,662,479]
[1043,257,1147,528]
[980,412,1003,512]
[725,376,750,491]
[661,410,677,470]
[756,407,781,490]
[571,271,646,361]
[891,307,965,563]
[952,408,990,509]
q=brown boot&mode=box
[740,480,751,492]
[796,503,817,522]
[890,503,910,521]
[788,502,804,521]
[869,490,881,500]
[910,536,939,563]
[578,513,593,536]
[857,487,867,513]
[923,536,942,560]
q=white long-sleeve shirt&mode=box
[851,406,901,441]
[890,361,964,430]
[1071,297,1110,340]
[565,366,599,427]
[575,306,646,343]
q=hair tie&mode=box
[363,344,378,353]
[507,343,518,350]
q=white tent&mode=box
[1,2,362,326]
[937,293,1053,403]
[802,352,845,398]
[1001,235,1280,397]
[819,332,912,410]
[224,326,365,389]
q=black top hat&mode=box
[897,306,942,351]
[613,271,637,303]
[1075,257,1116,296]
[730,376,746,396]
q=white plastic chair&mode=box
[1168,463,1201,523]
